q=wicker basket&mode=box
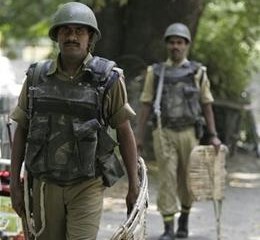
[189,145,228,201]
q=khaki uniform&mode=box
[11,53,135,240]
[140,58,213,216]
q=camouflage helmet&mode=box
[164,23,191,43]
[48,2,101,42]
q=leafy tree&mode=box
[191,0,260,100]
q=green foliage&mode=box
[0,0,126,43]
[1,0,58,42]
[192,0,260,101]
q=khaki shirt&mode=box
[140,58,214,104]
[10,53,135,129]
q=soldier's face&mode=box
[166,36,189,63]
[57,24,92,60]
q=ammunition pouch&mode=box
[25,117,102,185]
[73,119,101,141]
[97,128,125,187]
[72,118,101,179]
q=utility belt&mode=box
[153,117,195,131]
[162,124,194,132]
[162,118,205,141]
[153,115,205,140]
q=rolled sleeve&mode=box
[9,78,29,129]
[105,75,136,128]
[10,105,29,129]
[195,67,214,104]
[140,66,154,103]
[109,103,135,128]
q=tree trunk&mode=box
[95,0,206,64]
[95,2,124,60]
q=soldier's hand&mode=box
[209,136,222,154]
[126,184,139,216]
[10,181,25,217]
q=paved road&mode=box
[98,151,260,240]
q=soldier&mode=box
[10,2,139,240]
[136,23,221,239]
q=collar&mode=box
[46,53,93,76]
[165,58,189,67]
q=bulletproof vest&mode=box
[24,57,117,185]
[153,61,202,129]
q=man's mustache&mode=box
[64,41,80,46]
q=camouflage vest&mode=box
[24,57,122,185]
[153,61,202,129]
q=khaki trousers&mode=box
[32,177,105,240]
[152,127,198,216]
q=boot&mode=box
[159,220,175,240]
[176,212,189,238]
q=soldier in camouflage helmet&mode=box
[136,23,221,239]
[10,2,139,240]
